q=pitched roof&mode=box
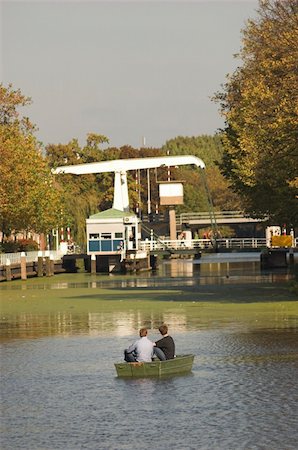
[89,208,135,219]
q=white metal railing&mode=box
[140,238,271,251]
[216,238,267,249]
[1,238,297,264]
[0,250,65,266]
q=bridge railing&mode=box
[140,238,270,251]
[216,238,267,249]
[1,238,297,264]
[140,211,262,224]
[177,211,265,225]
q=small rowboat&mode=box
[115,354,195,378]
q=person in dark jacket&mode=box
[154,324,175,360]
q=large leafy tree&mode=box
[46,135,110,248]
[214,0,298,226]
[0,84,64,239]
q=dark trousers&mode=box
[124,350,137,362]
[124,348,166,362]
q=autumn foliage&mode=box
[0,84,65,239]
[214,0,298,225]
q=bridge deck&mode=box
[141,211,267,225]
[177,211,266,225]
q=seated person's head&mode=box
[139,328,148,337]
[159,324,168,336]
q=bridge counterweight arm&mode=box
[53,155,206,212]
[52,155,205,175]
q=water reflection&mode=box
[1,305,297,341]
[1,311,188,340]
[1,254,297,340]
[0,253,294,291]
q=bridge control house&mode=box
[86,208,141,272]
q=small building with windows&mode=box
[86,208,142,272]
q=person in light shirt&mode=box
[124,328,154,362]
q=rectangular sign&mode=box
[159,182,184,205]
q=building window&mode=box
[89,241,100,251]
[101,233,112,240]
[89,233,99,240]
[115,232,123,239]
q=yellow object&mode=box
[271,235,293,247]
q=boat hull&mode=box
[115,354,194,378]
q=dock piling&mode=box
[91,254,96,274]
[37,251,43,277]
[21,252,27,280]
[5,259,12,281]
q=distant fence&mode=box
[0,250,64,266]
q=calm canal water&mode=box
[1,254,298,450]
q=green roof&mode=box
[89,208,135,219]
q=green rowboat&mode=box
[115,354,195,378]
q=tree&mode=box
[0,84,64,240]
[161,135,242,212]
[46,134,115,248]
[214,0,298,226]
[161,135,223,167]
[0,83,34,133]
[205,166,242,211]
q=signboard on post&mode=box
[159,182,184,205]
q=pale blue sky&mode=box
[1,0,258,149]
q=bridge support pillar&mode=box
[91,254,96,274]
[169,208,177,240]
[260,248,288,268]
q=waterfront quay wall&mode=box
[0,258,67,282]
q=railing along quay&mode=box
[1,238,297,265]
[140,237,297,252]
[0,250,64,266]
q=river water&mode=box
[1,254,297,450]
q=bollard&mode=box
[5,259,12,281]
[91,254,96,274]
[21,252,27,280]
[37,251,43,277]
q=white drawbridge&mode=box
[53,155,206,212]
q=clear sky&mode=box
[1,0,258,149]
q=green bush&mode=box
[0,239,39,253]
[0,241,20,253]
[18,239,39,252]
